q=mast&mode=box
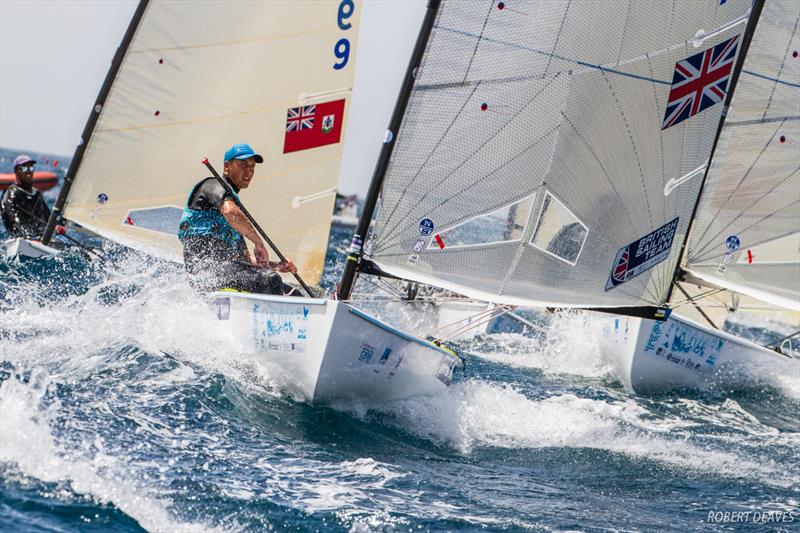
[42,0,150,245]
[664,0,766,304]
[337,0,442,300]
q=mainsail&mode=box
[365,0,755,308]
[682,0,800,311]
[48,0,361,284]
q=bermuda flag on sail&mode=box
[661,35,739,130]
[283,98,346,154]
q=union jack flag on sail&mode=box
[661,35,739,130]
[286,105,316,132]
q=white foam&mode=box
[467,311,612,379]
[374,380,798,488]
[0,370,220,532]
[1,258,253,386]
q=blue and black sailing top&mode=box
[178,177,247,267]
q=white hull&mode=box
[3,238,60,262]
[213,292,461,404]
[596,312,799,393]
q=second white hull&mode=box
[595,312,799,393]
[213,292,461,404]
[3,238,60,262]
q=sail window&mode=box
[530,192,588,265]
[122,206,183,236]
[427,195,535,250]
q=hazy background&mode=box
[0,0,425,195]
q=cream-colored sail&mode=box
[62,0,362,283]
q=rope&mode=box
[432,304,515,343]
[674,283,719,330]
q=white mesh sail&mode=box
[62,0,361,284]
[684,0,800,311]
[369,0,752,308]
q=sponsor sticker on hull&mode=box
[644,320,724,371]
[605,218,679,291]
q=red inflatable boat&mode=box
[0,171,58,192]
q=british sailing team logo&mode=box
[605,218,679,291]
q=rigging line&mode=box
[765,329,800,348]
[743,69,800,89]
[462,1,496,84]
[129,25,333,54]
[669,287,727,306]
[377,277,407,299]
[435,26,672,86]
[690,165,800,260]
[382,123,561,248]
[382,76,559,243]
[726,115,800,127]
[688,118,786,250]
[380,82,482,228]
[415,72,551,91]
[355,275,404,300]
[429,303,507,338]
[675,283,719,330]
[434,304,515,343]
[760,15,799,119]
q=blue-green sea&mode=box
[1,153,798,532]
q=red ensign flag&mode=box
[283,99,346,154]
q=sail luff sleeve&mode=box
[42,0,151,245]
[337,0,443,300]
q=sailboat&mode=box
[37,0,462,404]
[596,0,800,391]
[38,0,798,401]
[334,0,798,392]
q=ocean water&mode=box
[1,185,799,532]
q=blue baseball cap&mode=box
[224,143,263,163]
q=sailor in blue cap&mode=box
[178,143,297,294]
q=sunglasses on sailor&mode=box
[233,160,256,171]
[16,165,35,173]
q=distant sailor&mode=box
[178,143,298,294]
[1,155,53,239]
